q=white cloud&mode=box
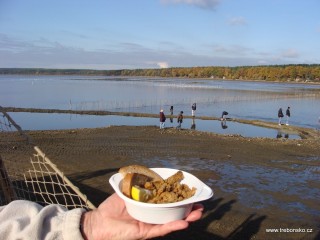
[281,49,300,58]
[0,33,309,70]
[160,0,221,10]
[228,16,247,26]
[157,62,169,68]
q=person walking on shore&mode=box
[169,106,174,123]
[191,103,196,117]
[159,109,166,129]
[170,106,173,115]
[177,111,184,129]
[286,107,291,125]
[278,108,284,125]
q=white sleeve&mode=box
[0,200,86,240]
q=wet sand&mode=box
[1,123,319,239]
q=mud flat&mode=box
[1,124,319,239]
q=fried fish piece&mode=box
[144,171,196,204]
[166,171,184,185]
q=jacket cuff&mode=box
[63,208,87,240]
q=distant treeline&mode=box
[1,64,320,82]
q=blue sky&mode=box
[1,0,319,70]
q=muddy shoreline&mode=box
[2,106,319,140]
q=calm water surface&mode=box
[4,112,300,139]
[1,75,319,130]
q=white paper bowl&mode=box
[109,168,213,224]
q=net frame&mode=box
[0,106,95,210]
[25,146,96,209]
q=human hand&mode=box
[81,193,204,240]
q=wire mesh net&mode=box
[0,107,95,210]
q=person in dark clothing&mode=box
[159,109,166,129]
[177,111,184,129]
[221,111,228,121]
[286,107,291,125]
[278,108,284,125]
[169,106,174,123]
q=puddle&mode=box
[7,112,300,139]
[138,157,320,218]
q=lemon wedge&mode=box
[131,185,153,202]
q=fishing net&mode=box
[0,107,95,210]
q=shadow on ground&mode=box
[68,168,119,205]
[158,197,265,240]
